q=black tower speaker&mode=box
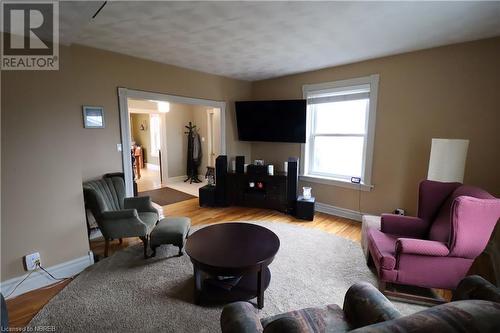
[286,157,299,215]
[215,155,228,206]
[236,156,245,174]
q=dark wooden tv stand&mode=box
[226,171,289,212]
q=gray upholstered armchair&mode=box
[83,177,158,258]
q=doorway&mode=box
[128,99,164,192]
[118,88,226,202]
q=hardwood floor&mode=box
[6,198,361,328]
[5,280,72,328]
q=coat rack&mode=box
[184,122,202,184]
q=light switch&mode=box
[117,144,122,152]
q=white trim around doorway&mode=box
[117,88,226,197]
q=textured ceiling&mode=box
[61,1,500,81]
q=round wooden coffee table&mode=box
[185,222,280,309]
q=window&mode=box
[302,75,379,190]
[150,114,161,157]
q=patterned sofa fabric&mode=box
[261,304,349,333]
[220,277,500,333]
[350,300,500,333]
[221,282,400,333]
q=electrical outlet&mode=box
[350,177,361,184]
[24,252,41,271]
[394,208,406,216]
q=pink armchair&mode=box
[367,180,500,297]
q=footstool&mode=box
[150,217,191,257]
[361,215,381,260]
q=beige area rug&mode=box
[28,222,424,332]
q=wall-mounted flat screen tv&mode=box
[235,99,306,143]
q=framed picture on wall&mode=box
[82,106,105,128]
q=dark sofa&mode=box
[220,276,500,333]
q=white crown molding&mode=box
[1,252,94,299]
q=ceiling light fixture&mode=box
[157,101,170,113]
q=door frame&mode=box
[118,87,226,197]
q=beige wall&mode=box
[251,37,500,216]
[1,44,252,281]
[164,103,193,178]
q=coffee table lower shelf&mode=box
[194,267,271,308]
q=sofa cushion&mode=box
[263,317,303,333]
[367,229,397,270]
[429,186,495,243]
[261,304,349,333]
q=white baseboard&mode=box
[315,201,363,222]
[1,252,94,299]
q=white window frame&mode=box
[301,74,379,191]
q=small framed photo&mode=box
[82,106,105,128]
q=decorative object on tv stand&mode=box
[427,138,469,183]
[283,161,288,174]
[82,106,105,128]
[302,187,312,200]
[247,164,267,175]
[254,159,264,166]
[267,165,274,176]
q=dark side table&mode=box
[199,185,216,207]
[296,196,315,221]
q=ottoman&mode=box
[150,217,191,257]
[361,215,381,260]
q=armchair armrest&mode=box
[381,214,428,238]
[101,209,138,220]
[221,302,263,333]
[452,275,500,303]
[395,238,450,257]
[124,196,157,214]
[99,209,148,239]
[343,282,401,329]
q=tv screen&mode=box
[235,100,306,143]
